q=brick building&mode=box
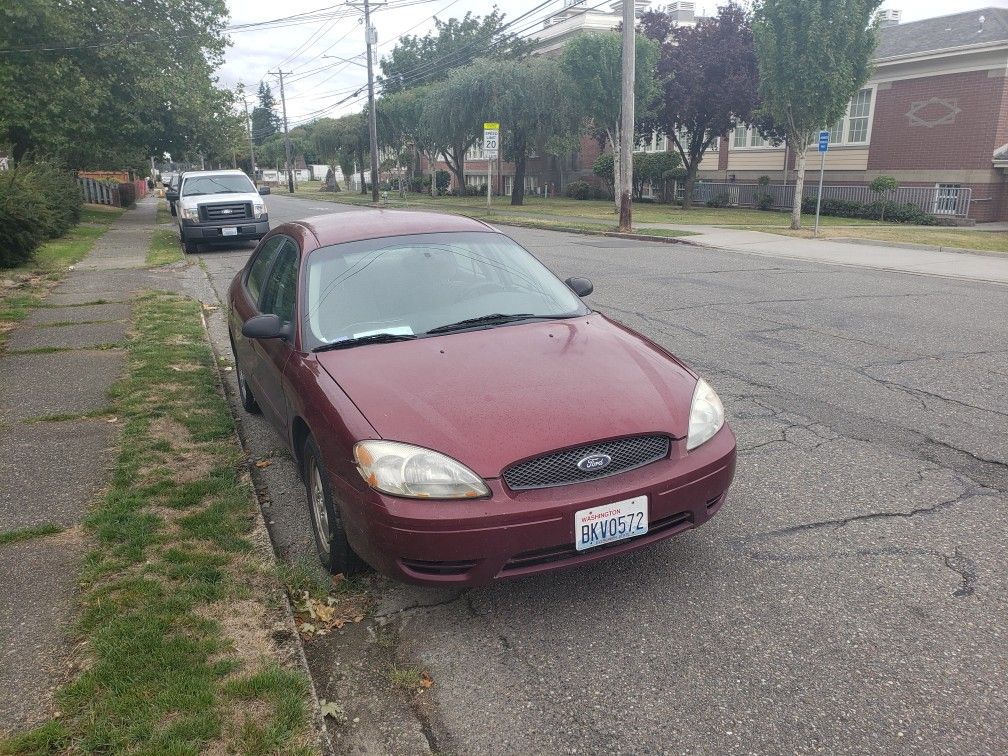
[424,3,1008,222]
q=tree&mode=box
[753,0,882,229]
[457,57,578,206]
[379,86,440,195]
[641,3,762,210]
[421,75,483,195]
[869,175,898,221]
[633,151,682,202]
[560,33,660,213]
[379,9,529,93]
[0,0,232,170]
[251,82,280,146]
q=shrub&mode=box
[566,180,599,200]
[0,161,83,269]
[706,193,730,208]
[800,195,938,225]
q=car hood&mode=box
[184,191,261,208]
[315,314,697,478]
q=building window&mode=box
[750,131,765,148]
[846,88,872,143]
[733,125,748,148]
[466,142,485,161]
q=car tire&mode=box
[183,239,198,254]
[231,336,260,414]
[303,436,368,576]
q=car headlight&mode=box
[353,440,490,499]
[181,205,200,220]
[253,203,266,218]
[687,377,725,451]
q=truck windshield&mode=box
[182,175,256,197]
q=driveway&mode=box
[195,192,1008,755]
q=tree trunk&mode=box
[682,171,697,210]
[511,148,527,207]
[609,126,621,214]
[790,138,807,230]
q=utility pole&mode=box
[243,98,258,184]
[270,70,295,194]
[618,0,636,231]
[362,0,381,204]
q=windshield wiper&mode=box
[426,313,538,335]
[313,333,417,352]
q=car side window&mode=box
[260,239,299,324]
[246,237,285,305]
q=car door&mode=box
[253,236,301,432]
[236,235,285,401]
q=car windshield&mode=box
[181,174,255,197]
[302,232,588,350]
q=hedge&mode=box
[566,180,604,200]
[800,196,938,225]
[0,161,83,269]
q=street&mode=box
[198,193,1007,755]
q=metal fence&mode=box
[691,181,973,218]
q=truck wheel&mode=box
[183,239,198,254]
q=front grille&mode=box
[500,510,693,574]
[201,202,252,221]
[502,435,670,490]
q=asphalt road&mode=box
[195,193,1007,755]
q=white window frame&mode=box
[731,125,781,151]
[825,85,876,147]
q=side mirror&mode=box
[166,190,179,202]
[565,277,594,297]
[242,314,292,341]
[258,186,271,195]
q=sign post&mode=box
[814,130,829,237]
[483,122,499,208]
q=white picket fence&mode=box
[691,182,973,218]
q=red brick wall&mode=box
[868,71,1007,171]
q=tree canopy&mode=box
[642,2,761,208]
[753,0,882,227]
[0,0,238,170]
[251,82,280,147]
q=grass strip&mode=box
[0,524,64,547]
[0,292,314,755]
[147,228,184,267]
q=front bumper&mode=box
[337,426,737,586]
[180,217,269,242]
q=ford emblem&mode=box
[221,209,232,214]
[577,453,612,472]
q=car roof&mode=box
[293,209,497,248]
[180,169,250,178]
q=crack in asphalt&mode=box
[372,591,468,621]
[942,547,978,597]
[752,483,993,541]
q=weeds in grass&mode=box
[147,228,184,267]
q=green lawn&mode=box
[147,228,184,266]
[0,294,314,755]
[292,188,891,229]
[762,226,1008,253]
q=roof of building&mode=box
[875,7,1008,59]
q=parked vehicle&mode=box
[166,169,270,253]
[228,211,736,585]
[166,173,181,217]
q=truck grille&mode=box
[502,435,671,491]
[200,202,252,221]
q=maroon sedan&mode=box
[228,210,735,585]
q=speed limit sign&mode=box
[483,122,500,158]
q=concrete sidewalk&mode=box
[665,226,1008,285]
[0,197,162,736]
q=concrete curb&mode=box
[197,306,336,756]
[831,237,1006,259]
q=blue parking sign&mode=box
[818,130,830,152]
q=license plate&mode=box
[574,496,648,551]
[222,227,238,236]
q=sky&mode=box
[219,0,1008,124]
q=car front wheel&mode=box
[303,436,367,576]
[231,338,260,414]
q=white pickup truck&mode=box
[167,170,270,253]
